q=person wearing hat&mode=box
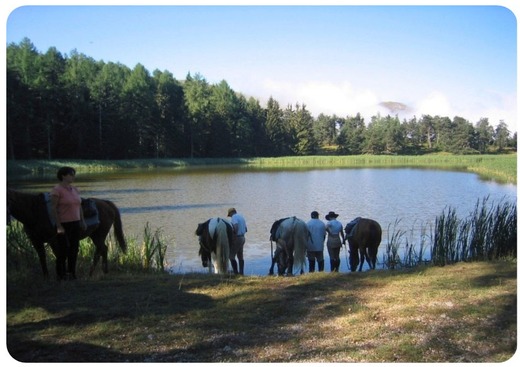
[227,208,247,275]
[306,211,326,272]
[325,211,345,272]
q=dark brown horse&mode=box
[346,218,382,272]
[7,189,127,279]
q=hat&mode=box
[325,211,339,220]
[227,208,237,217]
[311,211,319,218]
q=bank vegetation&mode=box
[6,153,518,184]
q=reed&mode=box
[383,219,432,269]
[139,222,168,272]
[6,221,42,282]
[383,219,406,269]
[432,197,517,265]
[106,223,168,273]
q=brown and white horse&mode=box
[196,217,234,274]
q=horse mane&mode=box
[270,217,291,241]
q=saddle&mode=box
[345,217,361,239]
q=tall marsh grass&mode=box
[432,197,517,265]
[381,197,515,269]
[383,219,432,269]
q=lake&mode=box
[8,167,517,275]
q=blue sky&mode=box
[4,2,518,132]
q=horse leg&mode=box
[89,233,109,275]
[286,253,294,276]
[367,246,378,270]
[33,241,50,279]
[269,248,279,275]
[90,248,100,276]
[348,243,359,272]
[358,247,368,272]
[52,236,68,281]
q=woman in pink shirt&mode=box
[50,166,86,280]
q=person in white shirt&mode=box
[227,208,247,275]
[306,211,326,272]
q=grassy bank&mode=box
[6,260,516,362]
[6,153,517,184]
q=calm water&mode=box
[8,167,517,275]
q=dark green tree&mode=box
[337,113,365,155]
[184,73,211,157]
[90,61,130,158]
[474,118,494,153]
[265,97,288,156]
[153,69,186,157]
[292,103,317,155]
[494,120,511,152]
[61,50,100,158]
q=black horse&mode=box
[345,217,382,271]
[196,217,234,274]
[268,217,309,276]
[7,189,127,279]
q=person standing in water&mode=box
[227,208,247,275]
[325,211,345,272]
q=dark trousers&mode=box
[327,246,341,272]
[56,221,81,280]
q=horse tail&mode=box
[292,219,307,273]
[215,219,229,273]
[105,200,127,253]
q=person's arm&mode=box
[79,204,87,230]
[50,194,64,234]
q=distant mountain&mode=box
[379,101,410,114]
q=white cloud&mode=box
[259,79,380,118]
[414,91,452,118]
[240,78,517,132]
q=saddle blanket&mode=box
[43,192,100,228]
[345,217,361,239]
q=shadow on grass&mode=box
[7,261,517,362]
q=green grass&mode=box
[7,153,517,184]
[6,261,517,362]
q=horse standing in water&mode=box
[7,189,127,279]
[196,217,234,274]
[269,217,309,276]
[345,217,382,271]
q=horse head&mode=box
[196,221,212,268]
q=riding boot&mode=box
[330,259,335,272]
[239,260,244,275]
[332,259,339,272]
[318,260,325,272]
[230,259,239,274]
[308,259,315,273]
